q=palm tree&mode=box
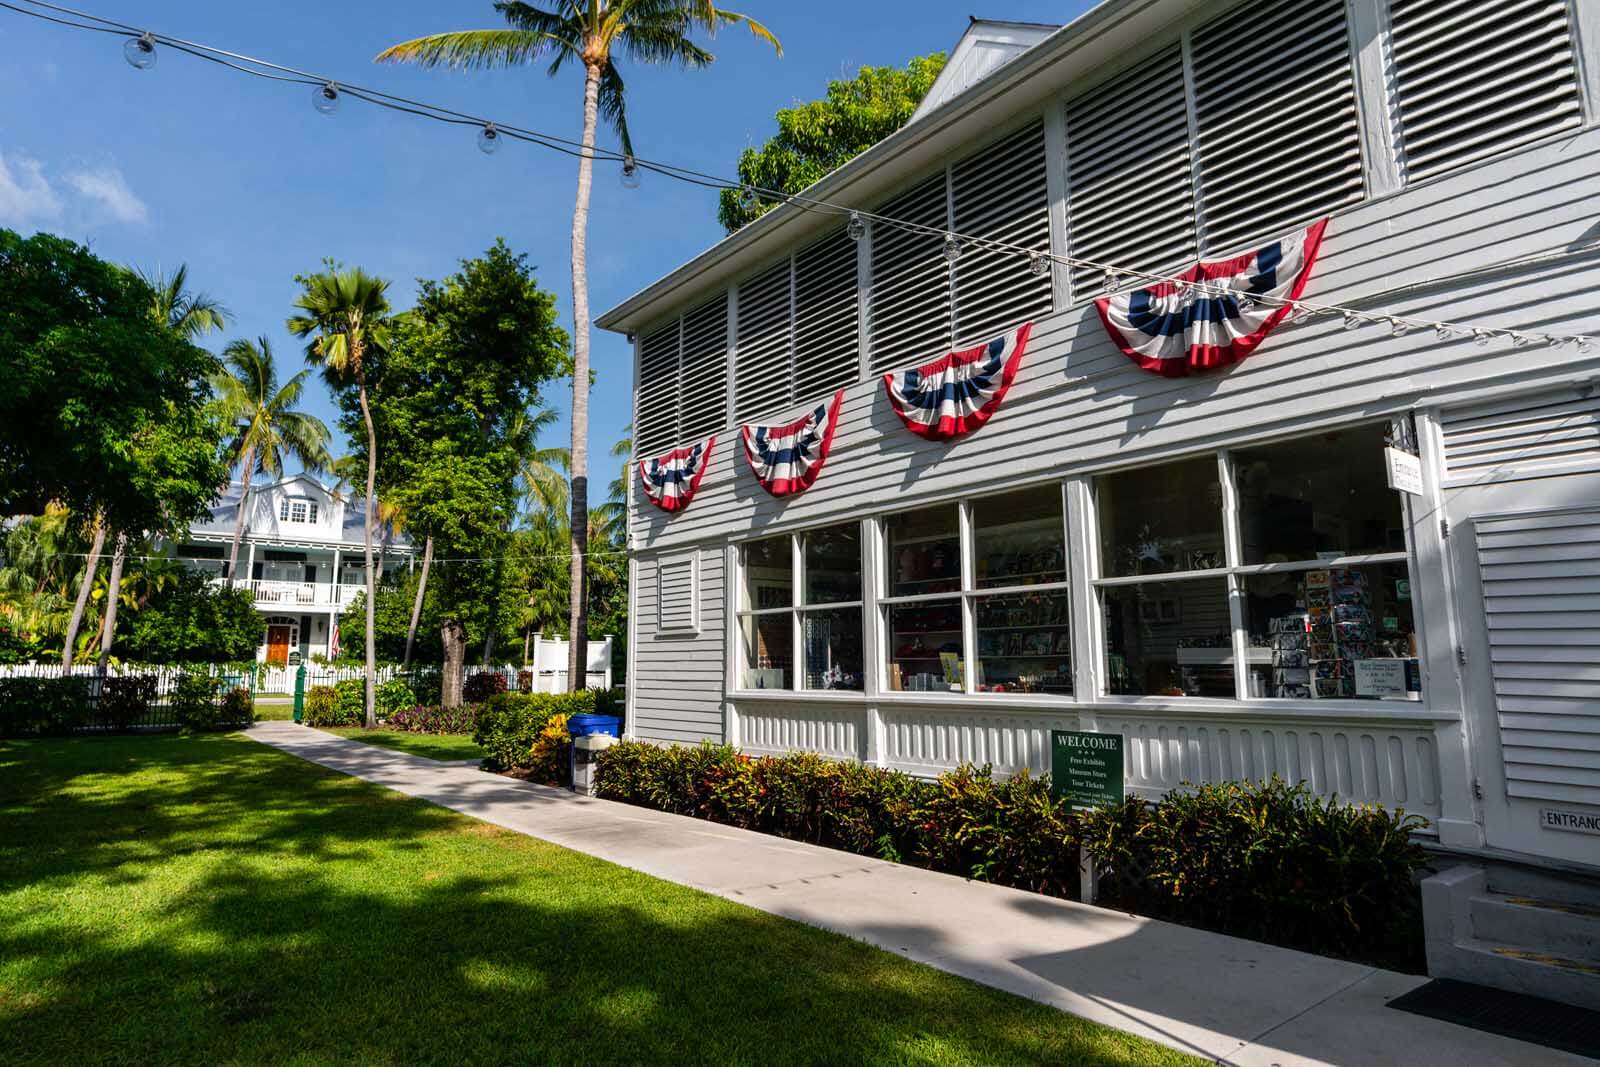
[64,264,228,669]
[287,267,392,729]
[377,2,781,691]
[212,337,333,587]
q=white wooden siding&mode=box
[635,551,725,745]
[1389,0,1585,183]
[1438,385,1600,486]
[1472,508,1600,807]
[740,701,864,760]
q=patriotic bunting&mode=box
[883,322,1033,440]
[1095,219,1327,377]
[741,390,844,497]
[638,436,715,513]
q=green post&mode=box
[293,664,307,724]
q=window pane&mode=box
[974,486,1066,589]
[886,599,963,692]
[975,591,1073,694]
[742,536,792,610]
[885,505,961,596]
[1097,458,1225,577]
[801,608,864,691]
[1243,564,1420,701]
[741,613,792,690]
[804,523,861,605]
[1234,424,1405,564]
[1101,578,1232,696]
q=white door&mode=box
[1437,386,1600,865]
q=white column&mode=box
[332,547,341,597]
[246,541,256,585]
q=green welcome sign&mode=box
[1050,730,1125,809]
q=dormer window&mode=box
[279,498,318,524]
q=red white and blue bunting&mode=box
[882,322,1033,440]
[1095,219,1328,377]
[638,436,715,513]
[741,390,844,497]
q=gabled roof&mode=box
[910,18,1060,124]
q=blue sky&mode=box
[0,1,1087,504]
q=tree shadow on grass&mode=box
[0,736,1191,1067]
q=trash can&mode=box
[567,714,621,792]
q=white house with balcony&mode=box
[173,474,414,665]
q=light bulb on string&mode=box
[477,123,501,155]
[1547,335,1568,349]
[1511,332,1531,348]
[1434,324,1451,342]
[313,82,339,115]
[1391,318,1410,337]
[1343,312,1361,331]
[942,233,964,264]
[846,212,865,241]
[1029,252,1049,277]
[124,32,157,70]
[1103,271,1121,294]
[1579,338,1594,354]
[620,155,641,189]
[738,185,759,213]
[1473,329,1491,347]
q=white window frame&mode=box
[732,522,867,694]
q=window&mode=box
[279,498,318,524]
[1092,423,1420,701]
[737,523,863,691]
[1390,0,1584,183]
[884,487,1073,696]
[634,295,730,456]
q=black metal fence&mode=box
[0,670,255,736]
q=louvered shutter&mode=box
[951,121,1053,346]
[657,552,701,632]
[1439,387,1600,485]
[1390,0,1584,183]
[869,174,953,373]
[734,261,792,423]
[677,295,729,443]
[1191,0,1364,255]
[1064,48,1197,300]
[1473,509,1600,806]
[635,322,681,456]
[792,228,859,401]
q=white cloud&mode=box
[0,151,63,228]
[64,166,148,225]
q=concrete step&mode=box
[1470,892,1600,962]
[1431,938,1600,1011]
[1485,862,1600,911]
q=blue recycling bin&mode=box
[567,714,621,783]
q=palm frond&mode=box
[375,28,573,70]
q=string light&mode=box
[3,0,1595,357]
[1390,318,1409,337]
[1511,332,1531,348]
[738,185,759,212]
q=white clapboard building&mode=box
[175,474,414,665]
[599,2,1600,1005]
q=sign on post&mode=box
[1050,730,1125,809]
[1384,446,1423,496]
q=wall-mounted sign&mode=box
[1385,446,1423,496]
[1051,730,1124,809]
[1354,659,1408,698]
[1541,808,1600,836]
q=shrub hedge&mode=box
[385,703,478,735]
[593,742,1429,968]
[462,672,508,704]
[0,672,252,735]
[302,685,341,727]
[374,679,417,719]
[473,691,595,772]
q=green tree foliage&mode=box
[718,53,947,232]
[121,571,264,664]
[0,229,228,535]
[334,574,443,665]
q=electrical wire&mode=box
[2,0,1596,349]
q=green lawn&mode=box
[0,735,1199,1066]
[323,727,485,762]
[250,698,295,721]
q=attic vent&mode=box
[635,295,729,456]
[869,174,952,373]
[657,552,700,633]
[1064,47,1196,300]
[1439,387,1600,485]
[950,120,1053,346]
[1190,0,1364,254]
[1389,0,1584,183]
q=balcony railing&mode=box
[210,578,366,608]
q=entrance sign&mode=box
[1385,446,1423,496]
[1051,730,1124,809]
[1541,808,1600,836]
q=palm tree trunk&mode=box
[62,519,107,670]
[97,532,128,677]
[402,534,433,669]
[566,59,600,693]
[224,444,255,587]
[358,381,379,730]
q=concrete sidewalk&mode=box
[245,722,1579,1066]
